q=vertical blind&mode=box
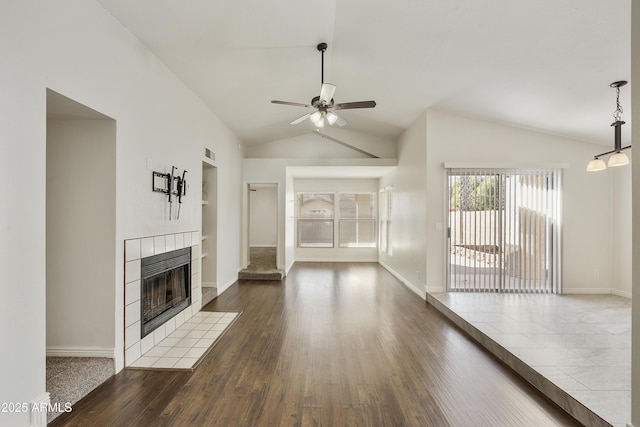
[446,168,562,293]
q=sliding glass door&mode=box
[446,168,562,293]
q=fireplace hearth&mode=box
[141,247,191,338]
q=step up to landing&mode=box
[238,269,285,281]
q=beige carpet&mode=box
[46,357,114,423]
[238,247,284,280]
[247,247,277,271]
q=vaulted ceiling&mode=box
[98,0,631,147]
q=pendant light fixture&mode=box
[586,81,632,172]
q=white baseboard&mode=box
[286,260,295,275]
[30,392,50,427]
[611,289,632,299]
[378,260,425,300]
[563,287,632,298]
[562,288,614,295]
[46,346,114,358]
[217,276,236,295]
[425,286,445,294]
[295,257,379,263]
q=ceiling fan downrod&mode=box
[317,42,327,85]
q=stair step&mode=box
[238,269,285,281]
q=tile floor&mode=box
[429,292,631,427]
[129,311,240,370]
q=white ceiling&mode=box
[97,0,631,147]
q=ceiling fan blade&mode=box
[271,100,311,108]
[334,100,376,110]
[290,113,311,125]
[319,83,336,104]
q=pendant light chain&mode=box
[613,85,623,122]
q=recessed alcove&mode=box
[45,89,117,422]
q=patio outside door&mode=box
[446,168,562,293]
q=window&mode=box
[338,193,376,247]
[297,192,378,248]
[379,186,392,255]
[297,193,334,247]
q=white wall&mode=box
[247,129,396,159]
[378,112,428,298]
[424,109,621,294]
[630,1,639,423]
[294,178,379,262]
[612,162,632,298]
[213,145,244,295]
[249,186,278,247]
[285,171,296,273]
[46,119,116,356]
[0,2,243,423]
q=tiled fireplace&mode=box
[124,231,201,366]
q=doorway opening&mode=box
[446,167,562,293]
[239,183,284,280]
[46,89,116,422]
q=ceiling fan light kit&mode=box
[271,43,376,128]
[586,80,631,172]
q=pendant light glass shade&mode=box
[586,158,607,172]
[310,111,322,123]
[607,151,629,167]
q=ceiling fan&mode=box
[271,43,376,128]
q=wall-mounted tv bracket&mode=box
[152,166,187,220]
[176,170,187,220]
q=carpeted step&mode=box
[238,269,285,281]
[202,286,217,305]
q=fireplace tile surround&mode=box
[124,231,201,367]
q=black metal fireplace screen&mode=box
[141,247,191,338]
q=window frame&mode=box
[296,193,336,248]
[337,192,377,248]
[296,191,379,249]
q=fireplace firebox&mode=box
[141,247,191,338]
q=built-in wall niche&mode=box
[46,89,116,358]
[201,157,218,304]
[124,231,201,366]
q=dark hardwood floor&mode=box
[51,262,579,426]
